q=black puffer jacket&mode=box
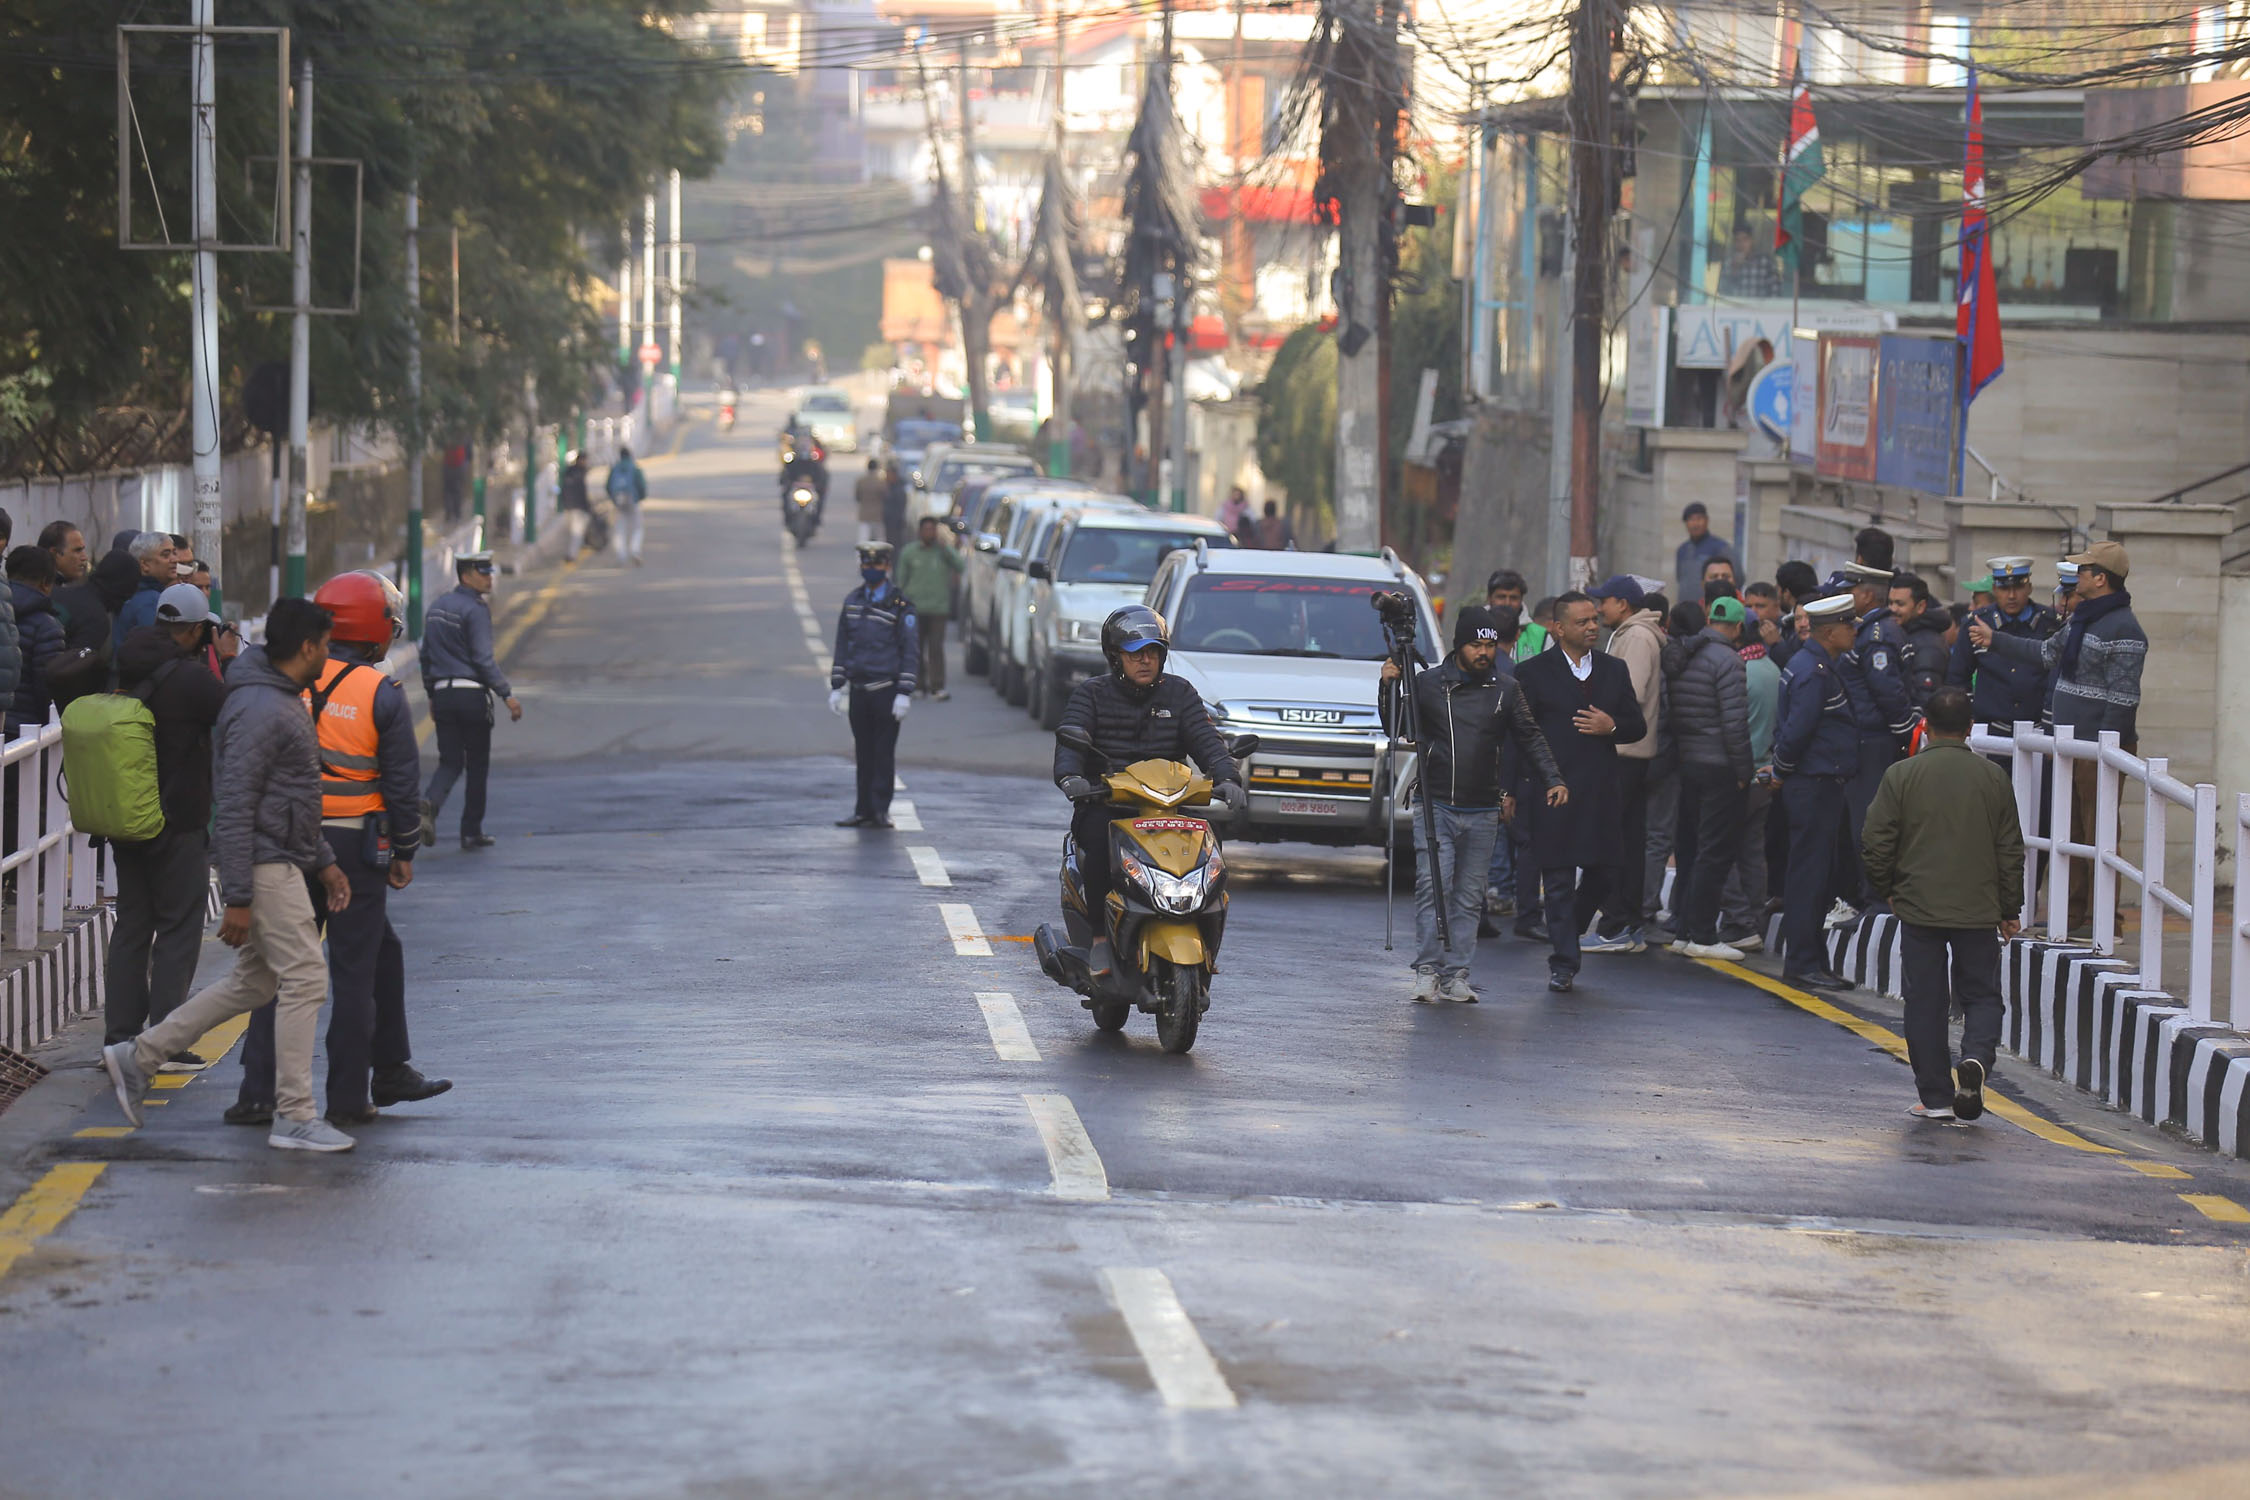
[1900,609,1951,710]
[1382,656,1561,809]
[1053,671,1238,787]
[1660,627,1753,781]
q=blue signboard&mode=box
[1874,335,1958,494]
[1747,360,1793,445]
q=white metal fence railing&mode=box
[1968,721,2221,1021]
[1,715,96,956]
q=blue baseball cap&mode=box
[1588,575,1645,610]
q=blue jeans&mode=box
[1413,803,1500,977]
[1487,818,1517,899]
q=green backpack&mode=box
[60,662,179,842]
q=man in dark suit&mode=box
[1510,592,1648,992]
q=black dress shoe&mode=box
[460,833,496,849]
[1548,969,1575,993]
[327,1106,380,1127]
[1786,969,1854,993]
[1477,913,1500,939]
[870,816,895,830]
[1514,922,1549,943]
[835,814,872,827]
[371,1065,453,1106]
[223,1100,274,1127]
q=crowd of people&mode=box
[1395,509,2146,1120]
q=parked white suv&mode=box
[1142,544,1440,849]
[1021,508,1237,729]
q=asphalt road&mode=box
[5,391,2250,1499]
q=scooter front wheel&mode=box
[1090,1000,1130,1032]
[1152,959,1204,1055]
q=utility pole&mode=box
[1329,0,1397,556]
[1565,0,1612,588]
[957,40,992,443]
[641,190,658,376]
[1049,6,1070,478]
[189,0,224,604]
[617,232,633,373]
[1161,2,1188,514]
[666,168,683,379]
[404,176,424,635]
[284,52,312,599]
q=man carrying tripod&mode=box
[1381,603,1567,1002]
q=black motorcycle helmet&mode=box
[1100,605,1170,678]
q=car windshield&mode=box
[801,393,850,414]
[935,456,1033,490]
[1172,575,1431,660]
[1059,529,1217,585]
[895,420,961,451]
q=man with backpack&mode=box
[606,447,649,566]
[91,583,227,1056]
[103,597,359,1152]
[230,572,450,1129]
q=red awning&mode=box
[1197,185,1320,224]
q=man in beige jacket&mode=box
[1586,575,1665,952]
[853,459,889,546]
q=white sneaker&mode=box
[1683,941,1746,962]
[1667,938,1689,954]
[1824,899,1861,931]
[1438,973,1479,1003]
[1411,970,1440,1003]
[1907,1102,1957,1122]
[269,1117,356,1153]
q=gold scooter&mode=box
[1033,725,1256,1054]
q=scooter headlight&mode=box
[1117,850,1216,916]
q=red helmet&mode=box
[313,570,405,645]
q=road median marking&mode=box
[2182,1193,2250,1223]
[1099,1267,1237,1410]
[976,993,1040,1061]
[891,799,923,832]
[1701,959,2122,1156]
[1023,1093,1108,1200]
[907,847,952,887]
[939,903,992,957]
[0,1163,107,1283]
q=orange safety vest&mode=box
[305,660,385,818]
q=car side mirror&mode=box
[975,535,999,554]
[1027,560,1052,581]
[1227,734,1261,758]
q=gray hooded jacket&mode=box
[213,647,335,906]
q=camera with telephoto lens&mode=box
[1369,589,1419,659]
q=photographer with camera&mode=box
[1380,603,1567,1002]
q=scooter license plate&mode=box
[1273,797,1342,817]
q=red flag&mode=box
[1958,67,2004,401]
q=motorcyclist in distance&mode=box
[1055,605,1247,977]
[778,417,830,505]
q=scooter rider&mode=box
[1054,606,1246,976]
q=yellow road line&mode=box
[0,1162,107,1282]
[1701,959,2122,1156]
[2181,1193,2250,1223]
[73,1126,134,1140]
[2125,1160,2193,1180]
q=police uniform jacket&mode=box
[308,649,423,859]
[829,581,919,694]
[421,584,511,698]
[1838,607,1917,742]
[1946,600,2060,727]
[1510,646,1646,871]
[1772,638,1858,780]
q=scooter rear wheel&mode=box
[1152,960,1204,1055]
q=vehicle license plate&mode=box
[1273,797,1342,817]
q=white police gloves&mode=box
[892,693,911,722]
[829,687,848,716]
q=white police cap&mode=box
[1839,560,1894,584]
[1986,556,2034,582]
[1801,594,1858,623]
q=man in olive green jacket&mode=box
[1861,686,2025,1124]
[894,515,964,699]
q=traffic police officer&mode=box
[1831,560,1917,920]
[1947,555,2061,731]
[830,540,918,828]
[421,550,522,849]
[229,572,452,1126]
[1772,593,1862,991]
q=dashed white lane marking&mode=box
[894,774,907,791]
[780,532,827,667]
[976,993,1040,1061]
[907,846,952,887]
[939,903,991,956]
[1022,1093,1108,1201]
[1100,1268,1237,1410]
[891,799,924,832]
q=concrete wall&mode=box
[1451,406,1556,607]
[1954,327,2250,505]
